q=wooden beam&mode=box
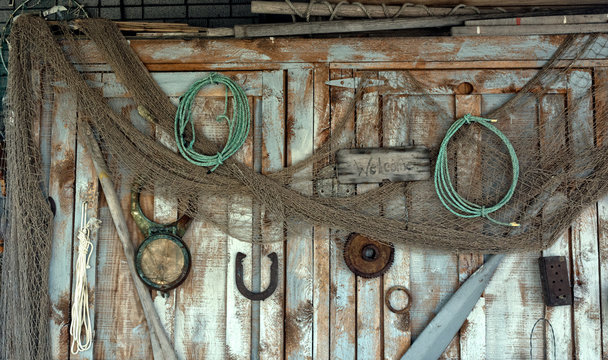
[251,1,503,18]
[465,13,608,26]
[232,7,608,37]
[324,0,608,5]
[453,23,608,36]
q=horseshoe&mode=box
[235,252,278,301]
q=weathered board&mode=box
[39,34,608,359]
[335,147,431,184]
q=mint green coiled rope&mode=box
[175,72,250,172]
[434,114,520,227]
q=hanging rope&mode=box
[174,72,251,173]
[434,114,520,227]
[70,201,100,354]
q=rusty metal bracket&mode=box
[235,252,278,301]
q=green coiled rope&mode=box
[434,114,520,227]
[174,72,250,172]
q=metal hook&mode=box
[235,252,278,301]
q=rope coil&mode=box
[434,114,520,227]
[70,202,101,354]
[174,72,251,172]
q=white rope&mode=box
[70,202,100,355]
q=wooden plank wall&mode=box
[41,38,608,359]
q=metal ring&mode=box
[385,286,412,314]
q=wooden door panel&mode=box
[40,34,608,359]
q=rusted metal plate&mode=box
[336,147,430,184]
[538,256,573,307]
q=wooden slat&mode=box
[381,90,411,359]
[482,94,544,359]
[144,59,608,72]
[406,93,459,360]
[73,35,608,66]
[225,96,255,360]
[171,70,261,358]
[231,13,605,39]
[355,70,382,360]
[335,147,430,184]
[465,13,608,26]
[259,70,285,359]
[94,95,155,359]
[100,72,262,99]
[540,93,573,360]
[250,0,506,18]
[329,69,357,360]
[149,96,176,354]
[455,94,486,360]
[48,86,77,360]
[596,67,608,360]
[312,64,331,360]
[568,69,602,360]
[325,0,604,5]
[285,68,315,359]
[380,69,568,95]
[70,75,103,360]
[452,23,608,36]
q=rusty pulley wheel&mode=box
[343,233,394,278]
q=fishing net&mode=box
[3,15,608,356]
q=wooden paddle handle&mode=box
[80,123,177,360]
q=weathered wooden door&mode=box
[43,35,608,359]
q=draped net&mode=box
[2,15,608,358]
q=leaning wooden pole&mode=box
[80,123,177,360]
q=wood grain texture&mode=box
[172,71,261,359]
[482,94,544,359]
[406,93,459,360]
[73,35,608,67]
[39,36,608,359]
[380,69,568,96]
[285,68,315,360]
[465,13,608,26]
[325,0,604,5]
[568,69,602,360]
[595,67,608,360]
[48,85,77,360]
[329,69,357,360]
[225,95,255,360]
[70,87,102,360]
[381,90,412,360]
[312,64,332,360]
[251,0,505,18]
[455,94,486,360]
[150,118,178,353]
[259,70,285,360]
[93,95,154,359]
[355,70,382,360]
[336,147,430,184]
[540,93,573,360]
[453,23,608,36]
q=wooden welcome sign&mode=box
[336,146,431,184]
